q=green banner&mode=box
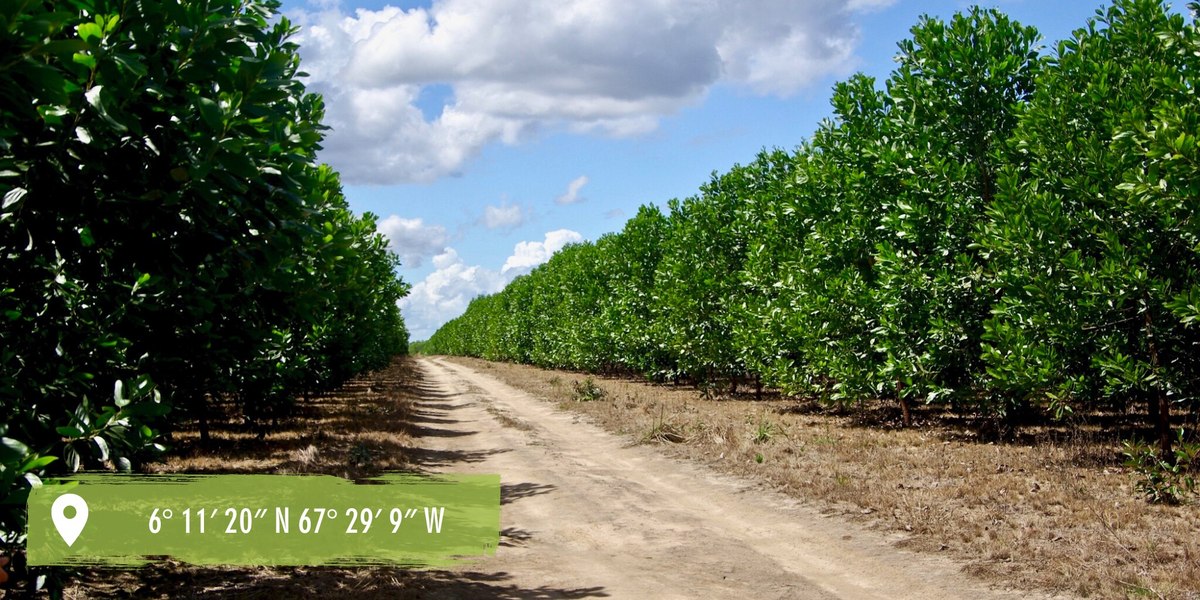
[26,473,500,568]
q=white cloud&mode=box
[401,230,586,339]
[555,175,589,205]
[502,229,584,275]
[287,0,892,184]
[376,215,449,268]
[604,208,626,219]
[483,203,525,229]
[399,248,506,340]
[847,0,893,11]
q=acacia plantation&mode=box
[423,0,1200,467]
[0,0,409,571]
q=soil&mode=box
[410,357,1061,599]
[60,355,1183,598]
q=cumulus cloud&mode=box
[848,0,894,11]
[502,229,584,275]
[555,175,589,205]
[483,203,526,230]
[400,229,586,339]
[287,0,892,183]
[399,248,507,340]
[376,215,449,268]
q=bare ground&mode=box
[43,355,1198,598]
[411,357,1061,599]
[444,356,1200,600]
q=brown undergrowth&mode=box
[54,357,583,600]
[447,356,1200,600]
[147,362,420,480]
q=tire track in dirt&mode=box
[412,357,1057,600]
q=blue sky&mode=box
[276,0,1162,340]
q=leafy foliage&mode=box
[1122,431,1198,504]
[0,0,408,580]
[425,0,1199,499]
[979,0,1200,445]
[572,378,605,402]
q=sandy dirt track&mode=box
[414,357,1057,600]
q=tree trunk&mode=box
[1145,311,1173,463]
[755,375,763,401]
[1148,390,1160,426]
[897,380,912,428]
[198,396,210,443]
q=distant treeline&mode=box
[423,0,1200,455]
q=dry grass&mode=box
[57,358,423,599]
[447,356,1200,600]
[144,366,418,480]
[55,358,599,600]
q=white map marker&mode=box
[51,493,89,547]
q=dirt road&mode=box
[413,357,1051,600]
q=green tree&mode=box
[740,75,895,405]
[870,8,1041,422]
[654,162,765,389]
[595,205,670,377]
[980,0,1199,454]
[0,0,409,580]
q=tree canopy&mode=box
[0,0,409,571]
[423,1,1200,457]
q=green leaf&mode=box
[0,437,30,462]
[111,52,148,77]
[92,436,110,461]
[65,445,80,472]
[56,426,84,438]
[114,379,128,407]
[20,455,58,472]
[84,85,129,133]
[76,22,102,42]
[73,51,97,70]
[196,97,223,130]
[132,272,151,294]
[37,104,68,126]
[2,187,27,210]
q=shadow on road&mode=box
[501,482,557,505]
[71,358,608,600]
[500,526,535,548]
[408,446,512,468]
[77,563,609,599]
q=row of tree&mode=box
[0,0,409,571]
[424,1,1200,457]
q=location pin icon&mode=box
[51,493,89,547]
